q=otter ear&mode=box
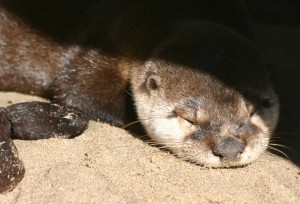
[145,74,161,92]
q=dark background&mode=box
[245,0,300,166]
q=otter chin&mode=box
[131,23,279,167]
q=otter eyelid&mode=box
[176,113,196,125]
[167,111,177,118]
[185,119,196,125]
[261,98,273,108]
[250,109,257,117]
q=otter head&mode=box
[131,22,279,167]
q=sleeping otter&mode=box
[0,0,279,192]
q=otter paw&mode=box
[5,102,89,140]
[0,111,25,193]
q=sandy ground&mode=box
[0,92,299,204]
[0,23,300,204]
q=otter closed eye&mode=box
[241,89,276,117]
[173,109,197,126]
[261,98,273,108]
[177,115,196,128]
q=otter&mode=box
[0,0,279,192]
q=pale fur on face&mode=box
[131,60,279,168]
[128,21,280,168]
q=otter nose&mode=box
[212,137,245,160]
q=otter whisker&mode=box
[273,132,300,136]
[124,89,133,97]
[268,143,293,151]
[122,115,170,129]
[122,120,141,129]
[267,146,290,160]
[270,136,290,140]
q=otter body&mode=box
[0,0,279,191]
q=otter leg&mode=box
[0,109,25,193]
[51,50,131,127]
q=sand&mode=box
[1,22,300,203]
[0,92,299,204]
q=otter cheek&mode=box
[148,116,197,149]
[150,118,186,142]
[239,137,269,165]
[250,114,269,137]
[239,126,270,165]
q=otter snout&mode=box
[212,137,246,160]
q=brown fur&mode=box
[0,0,255,125]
